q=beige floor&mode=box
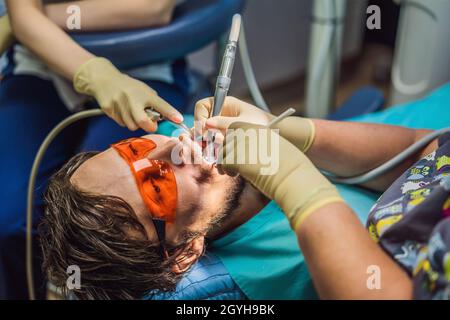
[240,43,394,116]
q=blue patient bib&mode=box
[210,201,318,300]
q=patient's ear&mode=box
[171,237,205,274]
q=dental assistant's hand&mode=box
[0,15,14,56]
[73,57,183,132]
[195,96,316,152]
[219,122,344,231]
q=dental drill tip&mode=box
[230,14,241,43]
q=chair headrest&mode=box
[71,0,245,69]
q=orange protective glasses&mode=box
[112,137,178,259]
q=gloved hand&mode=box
[194,96,273,134]
[73,57,183,132]
[195,96,316,152]
[270,116,315,152]
[0,15,14,56]
[219,122,343,231]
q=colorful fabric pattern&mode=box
[367,133,450,299]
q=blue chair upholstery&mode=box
[0,1,5,15]
[328,86,384,120]
[71,0,245,69]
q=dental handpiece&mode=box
[210,14,242,118]
[203,14,241,162]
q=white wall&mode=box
[188,0,367,95]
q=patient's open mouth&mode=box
[172,134,213,167]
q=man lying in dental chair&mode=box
[40,132,315,300]
[40,82,450,300]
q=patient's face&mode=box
[71,134,244,247]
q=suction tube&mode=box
[325,127,450,184]
[26,109,104,299]
[238,23,270,112]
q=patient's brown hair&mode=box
[39,152,185,300]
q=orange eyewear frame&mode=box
[112,138,178,259]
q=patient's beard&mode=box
[205,176,246,237]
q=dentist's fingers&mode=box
[121,108,139,131]
[194,97,214,123]
[212,131,225,145]
[131,106,158,132]
[196,96,274,133]
[147,93,183,124]
[109,104,126,127]
[74,58,183,131]
[205,116,238,132]
[216,140,239,177]
[194,97,214,137]
[194,96,244,136]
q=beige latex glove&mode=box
[271,116,315,152]
[219,122,344,231]
[194,96,273,134]
[0,15,14,56]
[195,96,316,152]
[73,57,183,132]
